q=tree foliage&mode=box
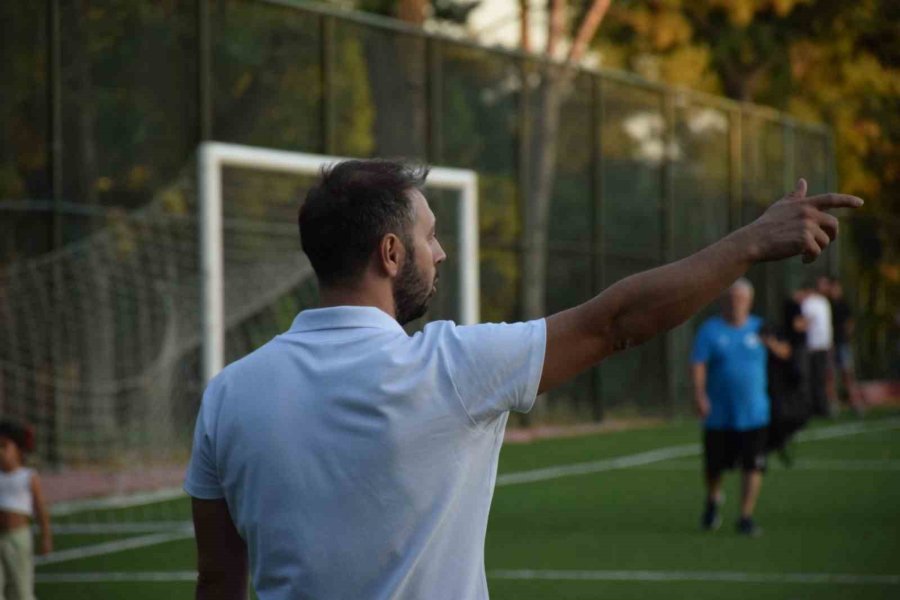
[582,0,899,374]
[588,0,898,216]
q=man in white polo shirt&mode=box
[801,280,834,416]
[184,161,860,600]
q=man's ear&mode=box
[379,233,405,278]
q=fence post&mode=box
[197,0,211,141]
[517,58,536,425]
[782,119,795,204]
[426,38,443,164]
[47,0,63,466]
[321,15,336,155]
[661,89,677,416]
[826,130,840,277]
[729,107,743,233]
[590,74,604,422]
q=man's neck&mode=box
[318,283,396,320]
[725,315,749,327]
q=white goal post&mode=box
[198,142,480,383]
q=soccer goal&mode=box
[0,143,478,538]
[197,142,480,383]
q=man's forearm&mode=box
[588,228,758,352]
[691,367,706,398]
[691,363,708,408]
[538,180,859,395]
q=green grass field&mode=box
[35,409,900,599]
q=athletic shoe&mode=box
[701,498,722,531]
[736,516,762,537]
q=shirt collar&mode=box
[288,306,405,334]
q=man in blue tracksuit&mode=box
[691,278,778,536]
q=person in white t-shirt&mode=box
[800,282,834,416]
[184,162,861,600]
[0,420,53,600]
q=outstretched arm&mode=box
[538,179,862,394]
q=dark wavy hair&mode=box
[299,159,429,286]
[0,420,35,453]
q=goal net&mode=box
[0,144,479,533]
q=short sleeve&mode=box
[442,319,546,425]
[690,321,713,364]
[183,385,224,499]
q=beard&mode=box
[394,247,436,326]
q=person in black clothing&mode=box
[803,281,834,417]
[764,290,813,464]
[825,277,865,413]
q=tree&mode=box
[520,1,614,322]
[349,1,615,325]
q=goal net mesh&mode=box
[0,148,470,528]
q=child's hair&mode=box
[0,420,35,453]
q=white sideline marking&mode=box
[788,458,900,470]
[51,487,185,517]
[488,569,900,585]
[48,521,193,535]
[35,568,900,586]
[496,417,900,487]
[37,571,197,583]
[496,444,700,486]
[638,458,900,472]
[35,529,194,566]
[37,416,900,566]
[796,417,900,442]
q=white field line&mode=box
[37,416,900,567]
[46,521,193,535]
[496,417,900,487]
[34,568,900,586]
[637,458,900,471]
[47,418,900,514]
[496,444,700,486]
[37,571,196,583]
[488,569,900,585]
[796,417,900,442]
[34,529,194,566]
[51,487,186,517]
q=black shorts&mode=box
[704,427,768,476]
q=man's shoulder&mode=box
[419,319,538,341]
[225,337,282,372]
[204,336,286,397]
[807,294,830,308]
[417,319,545,368]
[698,315,723,333]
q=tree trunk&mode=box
[521,66,567,321]
[520,0,611,322]
[397,0,427,25]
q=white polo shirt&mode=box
[801,293,833,351]
[184,306,546,600]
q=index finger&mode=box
[806,193,864,210]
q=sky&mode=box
[467,0,548,50]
